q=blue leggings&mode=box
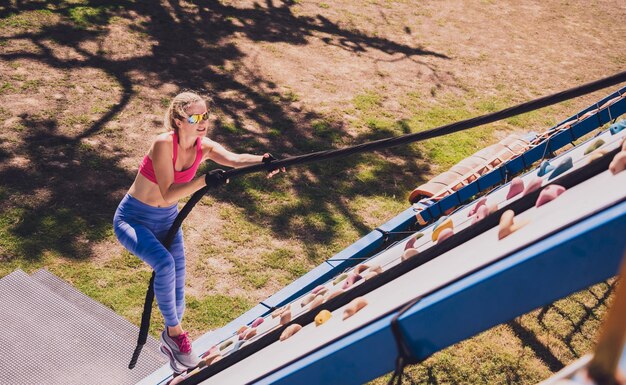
[113,194,186,328]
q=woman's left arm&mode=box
[203,139,264,168]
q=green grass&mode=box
[0,9,55,29]
[67,5,114,29]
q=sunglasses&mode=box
[186,112,209,124]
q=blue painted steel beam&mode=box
[252,199,626,385]
[414,87,626,225]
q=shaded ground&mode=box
[0,0,625,383]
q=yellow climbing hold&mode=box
[431,217,453,241]
[315,309,332,326]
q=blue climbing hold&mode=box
[538,160,554,177]
[548,156,573,180]
[610,120,626,135]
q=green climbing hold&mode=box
[584,139,605,155]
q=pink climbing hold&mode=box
[251,317,264,328]
[401,248,419,261]
[609,151,626,175]
[341,273,363,290]
[468,197,487,217]
[404,232,424,250]
[471,204,490,225]
[506,177,524,200]
[523,176,543,196]
[535,185,566,207]
[436,227,454,243]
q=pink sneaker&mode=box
[160,330,200,372]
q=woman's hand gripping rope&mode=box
[205,169,228,188]
[263,153,286,178]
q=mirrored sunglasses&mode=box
[187,112,209,124]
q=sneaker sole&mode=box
[160,344,187,374]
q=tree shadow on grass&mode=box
[0,0,450,263]
[0,114,133,261]
[508,281,615,373]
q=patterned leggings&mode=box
[113,194,186,328]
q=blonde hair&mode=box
[163,91,206,133]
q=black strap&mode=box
[128,71,626,368]
[388,297,422,385]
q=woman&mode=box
[113,91,281,372]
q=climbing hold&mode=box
[609,151,626,175]
[468,197,487,217]
[230,340,246,353]
[587,150,607,163]
[325,289,344,302]
[309,293,325,309]
[498,210,528,240]
[536,185,566,207]
[343,297,368,320]
[354,264,381,278]
[236,325,248,336]
[201,345,218,359]
[311,285,326,295]
[169,373,188,385]
[404,232,424,250]
[251,317,264,328]
[609,120,626,135]
[243,327,257,340]
[315,310,332,326]
[431,216,453,241]
[401,248,419,261]
[364,270,380,280]
[584,139,605,155]
[341,273,363,290]
[548,156,573,181]
[506,177,525,199]
[523,176,543,195]
[436,228,454,243]
[280,324,302,341]
[271,306,287,318]
[537,160,554,177]
[332,274,348,286]
[301,293,316,308]
[471,204,490,225]
[280,309,292,325]
[219,340,233,351]
[202,349,222,365]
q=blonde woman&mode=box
[113,92,280,372]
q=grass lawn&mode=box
[1,0,625,383]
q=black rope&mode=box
[128,71,626,368]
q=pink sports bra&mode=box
[139,132,203,184]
